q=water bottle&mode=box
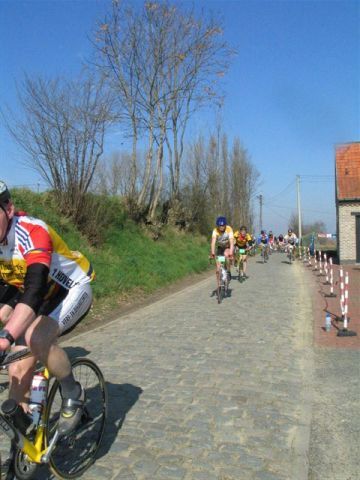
[1,398,32,435]
[325,314,331,332]
[29,371,48,426]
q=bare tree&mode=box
[3,74,113,218]
[95,151,133,196]
[92,2,143,201]
[182,133,259,234]
[230,139,259,230]
[91,1,234,221]
[163,10,232,202]
[288,212,326,237]
[182,135,211,232]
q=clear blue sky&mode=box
[0,0,359,233]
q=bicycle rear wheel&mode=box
[45,358,107,479]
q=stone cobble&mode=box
[0,252,314,479]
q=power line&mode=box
[300,174,334,184]
[301,179,334,183]
[266,179,296,204]
[265,203,334,216]
[300,174,334,178]
[265,205,290,222]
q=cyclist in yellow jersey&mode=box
[0,181,94,438]
[233,225,252,279]
[210,216,234,279]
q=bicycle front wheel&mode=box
[217,280,223,304]
[45,358,107,479]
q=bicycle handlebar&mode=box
[0,348,32,368]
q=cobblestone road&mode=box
[1,252,316,479]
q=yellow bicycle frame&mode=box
[0,367,52,464]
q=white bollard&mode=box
[324,253,329,283]
[337,270,357,337]
[344,272,349,329]
[339,267,345,316]
[329,258,335,296]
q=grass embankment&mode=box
[12,189,210,320]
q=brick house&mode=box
[335,142,360,264]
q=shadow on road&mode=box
[63,346,91,359]
[99,382,143,458]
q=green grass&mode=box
[10,189,210,306]
[94,222,209,298]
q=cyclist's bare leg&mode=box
[224,248,232,274]
[241,255,247,275]
[7,316,74,407]
[0,305,34,407]
[5,316,68,406]
[8,351,37,408]
[24,315,72,381]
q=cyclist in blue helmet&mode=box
[210,216,234,280]
[216,216,227,227]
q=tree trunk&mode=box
[137,117,154,208]
[149,134,164,220]
[130,123,138,198]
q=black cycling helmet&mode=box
[240,225,247,231]
[261,230,265,235]
[216,216,227,227]
[288,228,293,234]
[0,181,10,207]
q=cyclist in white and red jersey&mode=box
[284,229,298,255]
[268,231,275,251]
[0,181,94,436]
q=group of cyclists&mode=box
[210,216,299,280]
[257,229,298,253]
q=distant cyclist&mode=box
[257,230,269,260]
[284,229,298,256]
[268,231,275,251]
[210,216,234,279]
[278,233,286,251]
[284,228,298,245]
[257,230,268,245]
[234,225,252,279]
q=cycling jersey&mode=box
[257,234,268,245]
[212,225,234,249]
[284,234,297,245]
[0,213,95,295]
[234,232,251,248]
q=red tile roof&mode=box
[336,143,360,201]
